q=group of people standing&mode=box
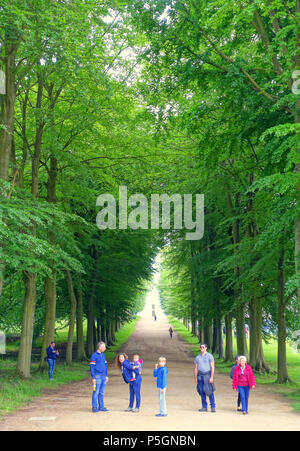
[45,336,256,417]
[90,341,169,416]
[89,341,256,416]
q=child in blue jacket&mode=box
[153,356,168,417]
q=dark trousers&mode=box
[197,376,215,409]
[129,376,142,409]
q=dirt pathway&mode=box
[1,290,299,431]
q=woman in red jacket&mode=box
[232,356,256,415]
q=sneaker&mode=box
[155,414,162,417]
[198,408,208,412]
[132,408,140,413]
[125,407,133,412]
[99,407,109,412]
[92,409,99,413]
[161,414,168,416]
[211,408,216,413]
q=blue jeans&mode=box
[238,386,250,413]
[129,375,142,409]
[92,375,107,411]
[47,358,56,379]
[197,376,215,409]
[158,388,167,415]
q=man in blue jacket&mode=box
[90,341,109,412]
[46,342,59,380]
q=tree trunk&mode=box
[198,317,204,343]
[110,320,115,344]
[212,318,218,354]
[39,270,57,370]
[236,305,248,358]
[17,78,44,377]
[87,294,95,356]
[0,44,18,296]
[204,323,213,350]
[294,0,300,306]
[226,190,248,357]
[249,297,269,372]
[218,318,224,359]
[16,272,37,378]
[65,270,77,365]
[224,313,234,361]
[86,247,98,356]
[96,318,101,343]
[106,318,112,346]
[277,244,289,383]
[100,319,106,344]
[190,246,198,337]
[76,278,86,361]
[39,156,57,370]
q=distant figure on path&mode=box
[46,341,59,380]
[153,356,168,417]
[90,341,109,412]
[116,352,142,413]
[194,343,216,413]
[168,327,173,339]
[230,355,241,411]
[154,315,157,321]
[232,356,256,415]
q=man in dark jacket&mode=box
[46,342,59,380]
[90,341,109,412]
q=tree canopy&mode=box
[0,0,299,382]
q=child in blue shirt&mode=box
[153,356,168,417]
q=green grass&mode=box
[168,315,300,414]
[0,317,139,417]
[0,359,90,416]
